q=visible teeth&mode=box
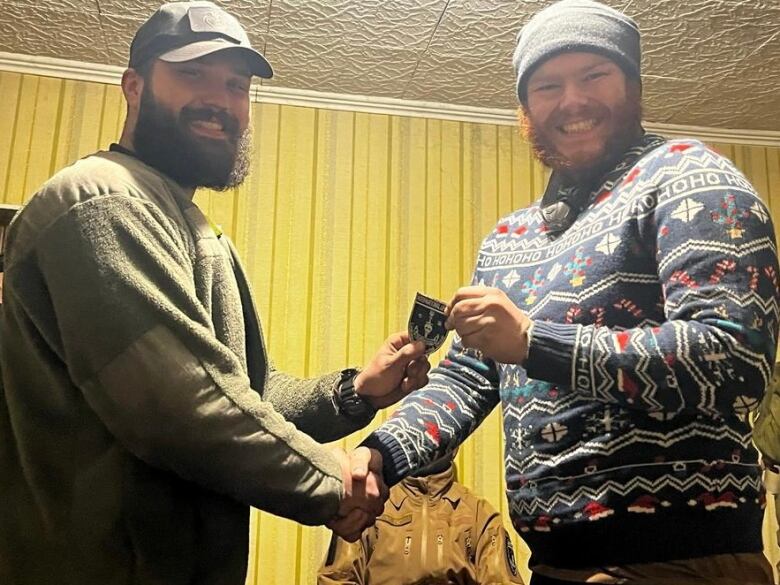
[561,119,596,134]
[194,120,223,131]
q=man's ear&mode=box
[121,67,146,111]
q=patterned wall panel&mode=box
[0,70,777,584]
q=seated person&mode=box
[753,364,780,577]
[317,449,524,585]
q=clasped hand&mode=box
[327,447,387,542]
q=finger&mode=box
[459,333,487,353]
[367,448,384,475]
[384,331,410,351]
[445,298,486,330]
[400,370,430,394]
[447,286,492,309]
[397,341,427,365]
[450,314,491,338]
[326,507,359,529]
[363,475,387,517]
[330,447,352,498]
[339,529,365,543]
[375,473,389,503]
[336,488,377,518]
[349,447,372,482]
[407,363,431,390]
[328,508,371,542]
[406,357,430,380]
[393,340,427,363]
[399,357,431,390]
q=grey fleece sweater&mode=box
[0,149,367,585]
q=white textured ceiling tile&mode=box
[262,33,417,98]
[99,0,272,21]
[98,0,165,17]
[0,3,106,63]
[269,0,445,51]
[99,13,146,65]
[6,0,99,12]
[672,84,780,131]
[405,53,513,107]
[0,0,777,131]
[265,72,408,100]
[641,76,710,125]
[426,0,524,59]
[101,0,271,44]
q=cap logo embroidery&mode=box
[201,10,222,28]
[188,6,242,41]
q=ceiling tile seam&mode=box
[1,51,779,147]
[96,4,113,68]
[262,0,273,67]
[403,0,452,102]
[742,29,780,61]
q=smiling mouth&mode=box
[190,119,227,138]
[558,119,599,135]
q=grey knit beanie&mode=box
[513,0,641,103]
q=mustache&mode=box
[547,103,609,127]
[179,107,241,140]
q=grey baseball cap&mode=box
[129,1,273,79]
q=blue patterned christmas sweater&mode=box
[365,134,780,568]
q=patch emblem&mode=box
[408,292,448,354]
[505,533,518,576]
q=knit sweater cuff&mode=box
[525,320,579,387]
[360,432,411,488]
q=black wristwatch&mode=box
[333,368,377,422]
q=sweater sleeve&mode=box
[19,193,345,525]
[526,142,780,419]
[362,277,501,486]
[264,365,374,443]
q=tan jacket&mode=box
[318,464,524,585]
[754,364,780,463]
[0,150,371,585]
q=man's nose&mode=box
[558,81,589,110]
[200,83,231,110]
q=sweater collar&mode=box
[109,143,197,200]
[539,132,667,234]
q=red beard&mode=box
[519,84,643,186]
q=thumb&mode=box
[392,340,427,365]
[350,447,372,481]
[367,448,383,474]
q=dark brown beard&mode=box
[519,83,643,187]
[133,82,252,191]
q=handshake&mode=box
[327,446,388,542]
[322,285,537,542]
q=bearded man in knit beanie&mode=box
[361,1,780,583]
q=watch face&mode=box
[338,373,374,419]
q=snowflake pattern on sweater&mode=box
[366,134,780,567]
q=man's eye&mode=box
[534,84,559,93]
[584,71,608,82]
[179,68,200,77]
[229,80,250,93]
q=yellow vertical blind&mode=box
[0,70,778,584]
